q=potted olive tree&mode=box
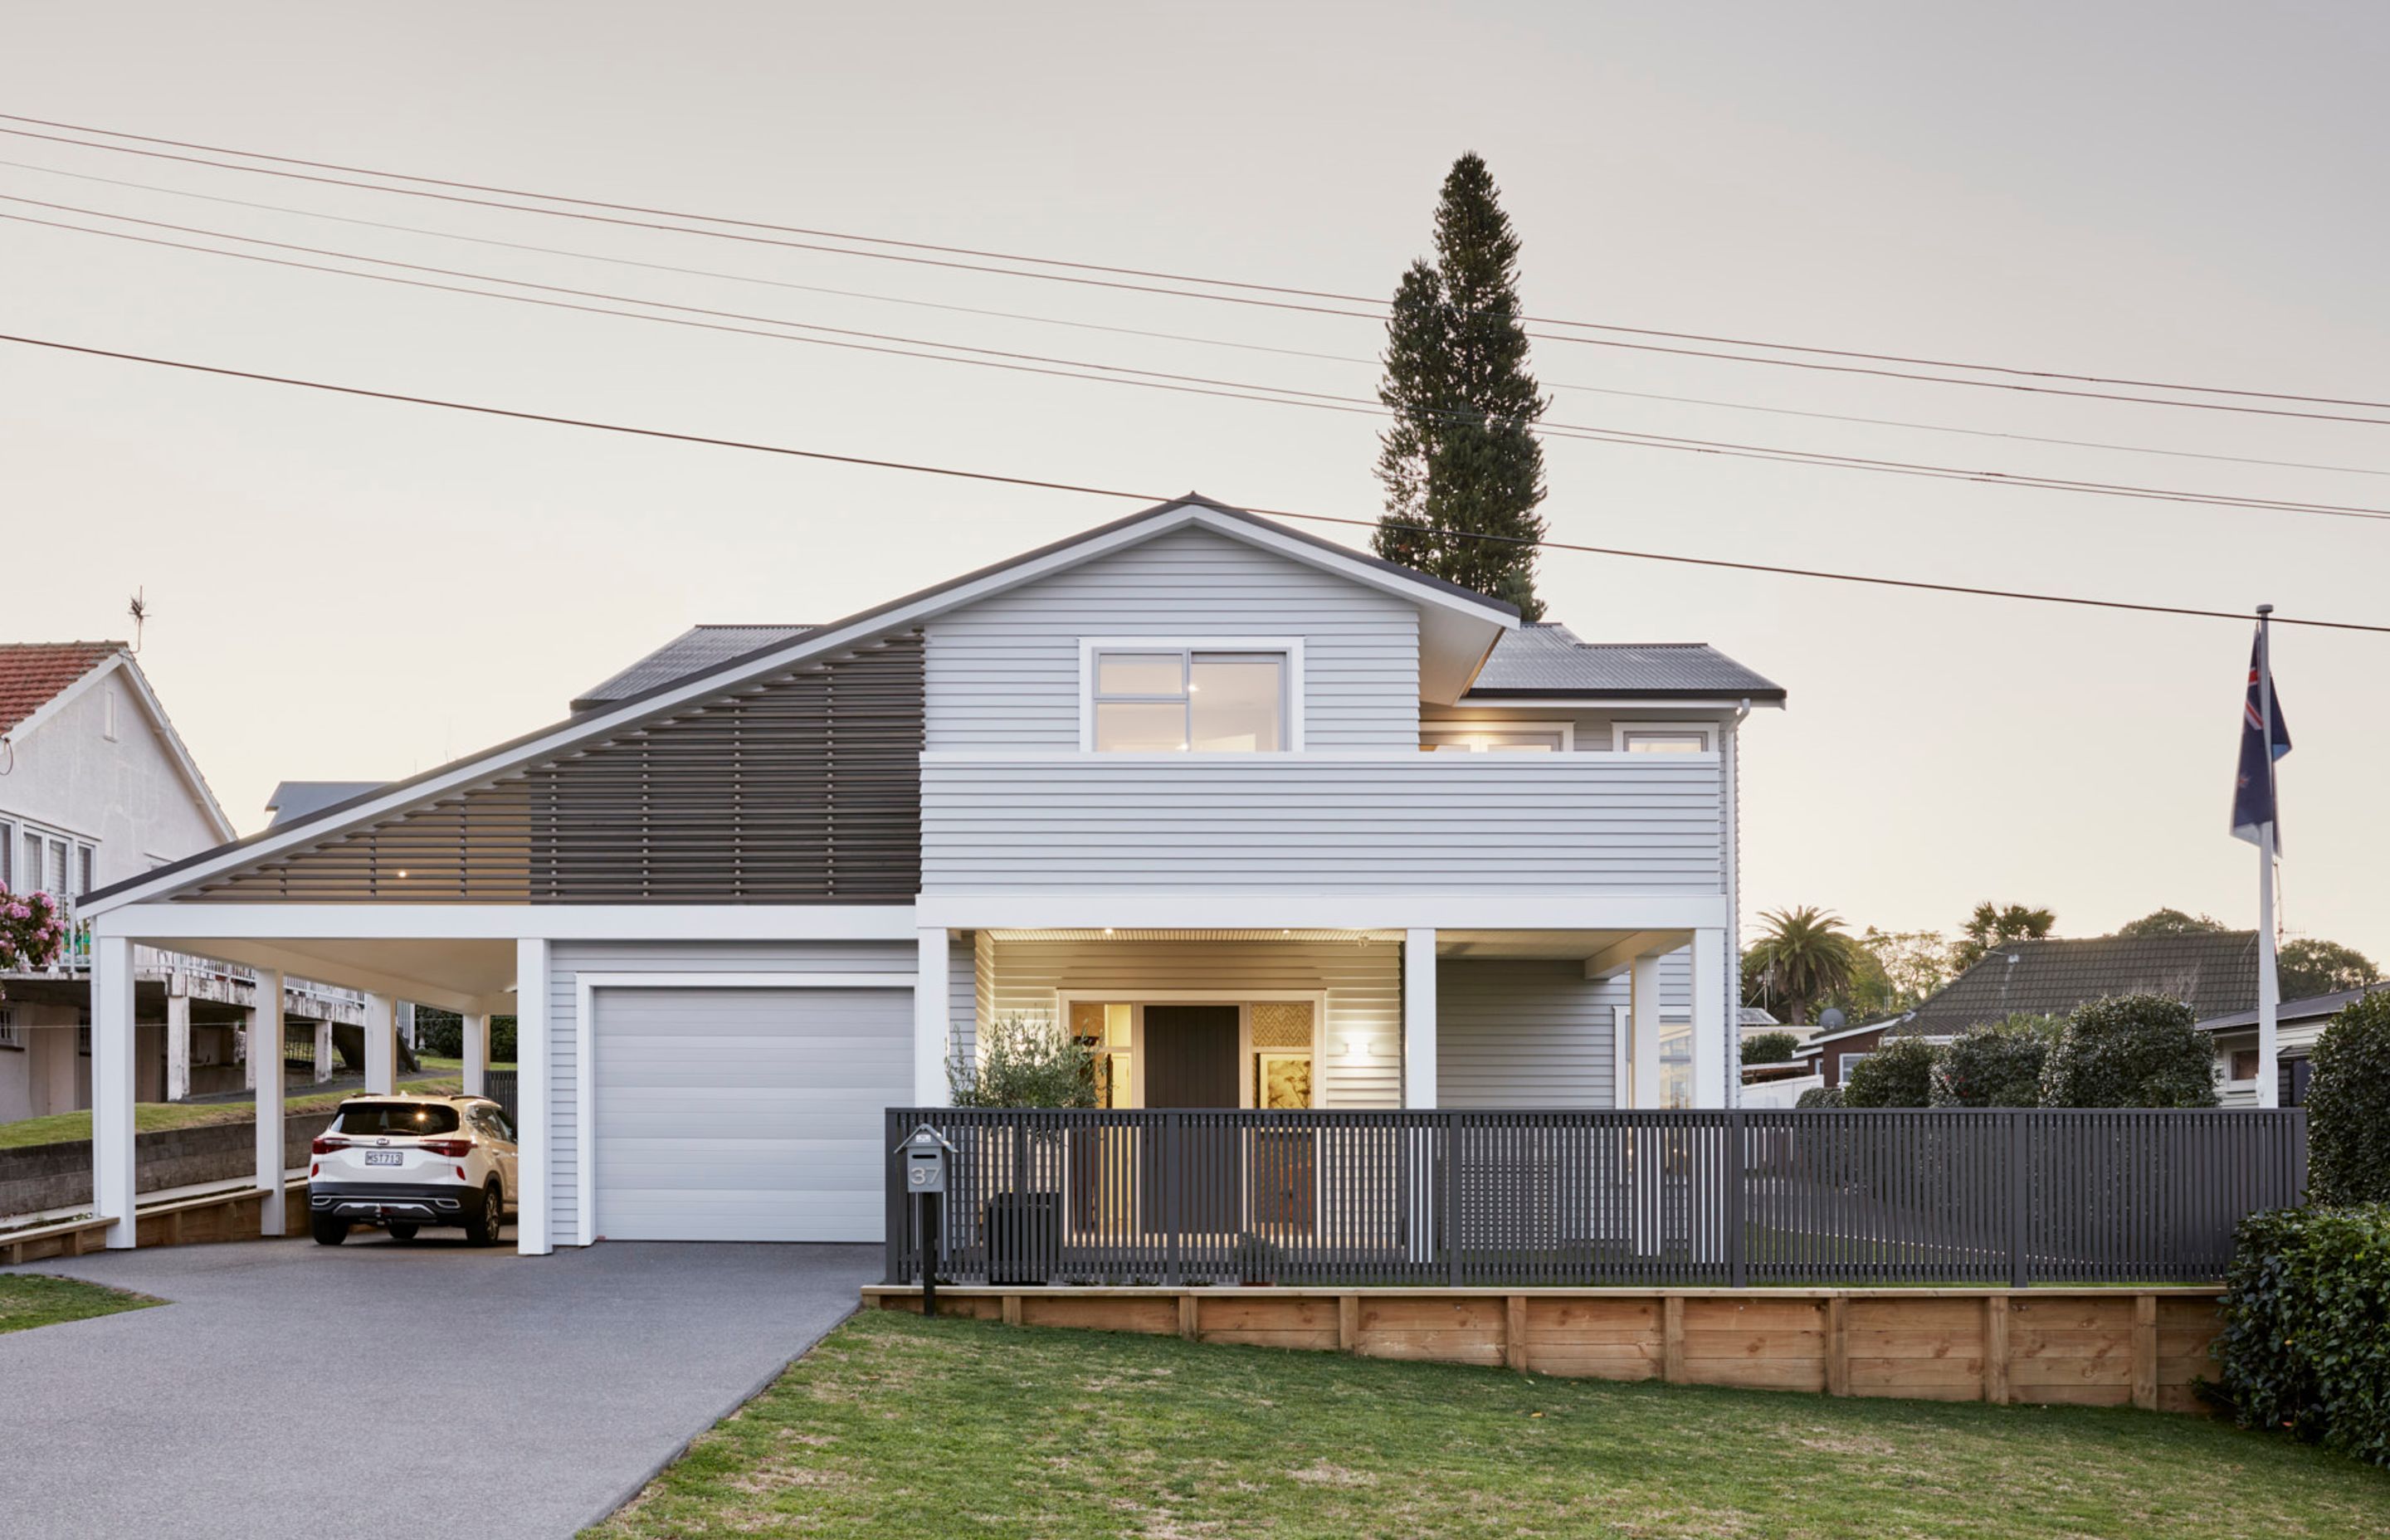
[949,1015,1095,1285]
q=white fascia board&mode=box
[90,903,918,942]
[919,750,1719,765]
[82,501,1505,916]
[1451,697,1779,712]
[913,891,1729,932]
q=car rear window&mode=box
[334,1103,461,1137]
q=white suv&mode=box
[308,1094,518,1246]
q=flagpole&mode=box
[2256,603,2281,1110]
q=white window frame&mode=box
[1837,1050,1871,1080]
[1420,719,1576,753]
[1612,720,1719,753]
[1054,991,1329,1112]
[0,1007,21,1050]
[1077,637,1305,753]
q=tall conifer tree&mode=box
[1373,154,1549,618]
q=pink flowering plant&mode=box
[0,885,67,990]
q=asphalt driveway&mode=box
[1,1233,877,1539]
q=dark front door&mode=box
[1142,1006,1241,1235]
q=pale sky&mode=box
[6,2,2386,962]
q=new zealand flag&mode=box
[2231,627,2290,847]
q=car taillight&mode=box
[312,1136,349,1155]
[421,1138,474,1158]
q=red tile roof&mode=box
[0,642,124,737]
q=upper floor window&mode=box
[102,686,118,741]
[1613,722,1716,753]
[1421,725,1568,753]
[1089,646,1290,752]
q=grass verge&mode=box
[588,1309,2389,1540]
[0,1274,160,1334]
[0,1078,465,1151]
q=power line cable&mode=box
[7,120,2388,429]
[2,329,2382,635]
[7,109,2384,414]
[9,155,2384,480]
[17,197,2390,524]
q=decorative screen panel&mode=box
[1250,1001,1314,1049]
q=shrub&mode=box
[2309,992,2390,1204]
[1929,1016,2055,1107]
[412,1008,518,1063]
[2040,994,2218,1108]
[2213,1203,2390,1468]
[948,1015,1096,1108]
[1793,1085,1844,1109]
[1842,1036,1939,1107]
[1740,1031,1801,1066]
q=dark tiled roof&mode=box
[573,625,812,711]
[266,781,388,826]
[1905,933,2261,1035]
[0,641,122,736]
[2197,980,2390,1032]
[1463,624,1783,700]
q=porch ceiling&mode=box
[983,928,1397,943]
[1436,928,1679,962]
[143,934,517,1011]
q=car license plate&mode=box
[364,1152,403,1166]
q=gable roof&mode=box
[82,496,1517,913]
[0,641,124,737]
[1462,624,1784,702]
[266,781,388,826]
[1900,932,2261,1036]
[574,625,813,713]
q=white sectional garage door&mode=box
[590,985,911,1242]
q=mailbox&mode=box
[898,1123,954,1196]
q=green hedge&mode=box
[2040,994,2217,1108]
[1929,1021,2050,1107]
[1842,1035,1938,1107]
[2214,1204,2390,1469]
[2309,992,2390,1205]
[412,1007,518,1062]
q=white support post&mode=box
[1692,928,1729,1109]
[313,1018,333,1083]
[515,938,552,1255]
[92,935,139,1250]
[1404,928,1438,1108]
[463,1011,489,1097]
[915,927,950,1106]
[241,1007,257,1090]
[253,967,286,1237]
[165,983,193,1103]
[364,992,397,1094]
[1630,953,1663,1110]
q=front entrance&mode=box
[1141,1006,1240,1232]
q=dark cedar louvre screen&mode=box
[183,634,922,903]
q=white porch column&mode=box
[462,1011,490,1097]
[1629,953,1663,1109]
[515,938,552,1255]
[92,935,139,1249]
[313,1018,333,1083]
[165,983,192,1103]
[252,967,286,1238]
[1691,928,1729,1109]
[915,927,950,1106]
[364,992,397,1093]
[1404,928,1437,1108]
[241,1007,257,1090]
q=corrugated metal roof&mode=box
[1905,932,2261,1035]
[572,625,812,711]
[1463,624,1783,699]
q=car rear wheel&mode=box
[464,1182,505,1246]
[311,1215,349,1246]
[388,1223,420,1242]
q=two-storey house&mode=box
[76,496,1783,1251]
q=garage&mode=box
[588,983,912,1242]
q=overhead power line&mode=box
[2,329,2380,635]
[5,109,2384,415]
[7,120,2388,428]
[8,155,2385,481]
[15,196,2390,526]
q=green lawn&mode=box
[0,1077,464,1151]
[588,1310,2390,1540]
[0,1274,159,1334]
[417,1057,518,1072]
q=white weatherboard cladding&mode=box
[546,940,914,1245]
[922,755,1725,893]
[591,986,910,1242]
[1437,960,1626,1108]
[924,524,1420,750]
[979,937,1402,1108]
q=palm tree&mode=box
[1747,907,1861,1026]
[1951,902,2057,969]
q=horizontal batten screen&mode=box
[921,754,1725,893]
[183,636,923,903]
[884,1108,2306,1289]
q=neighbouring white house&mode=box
[0,642,362,1126]
[75,495,1784,1253]
[2199,982,2388,1107]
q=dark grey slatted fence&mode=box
[885,1108,2305,1288]
[485,1070,519,1125]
